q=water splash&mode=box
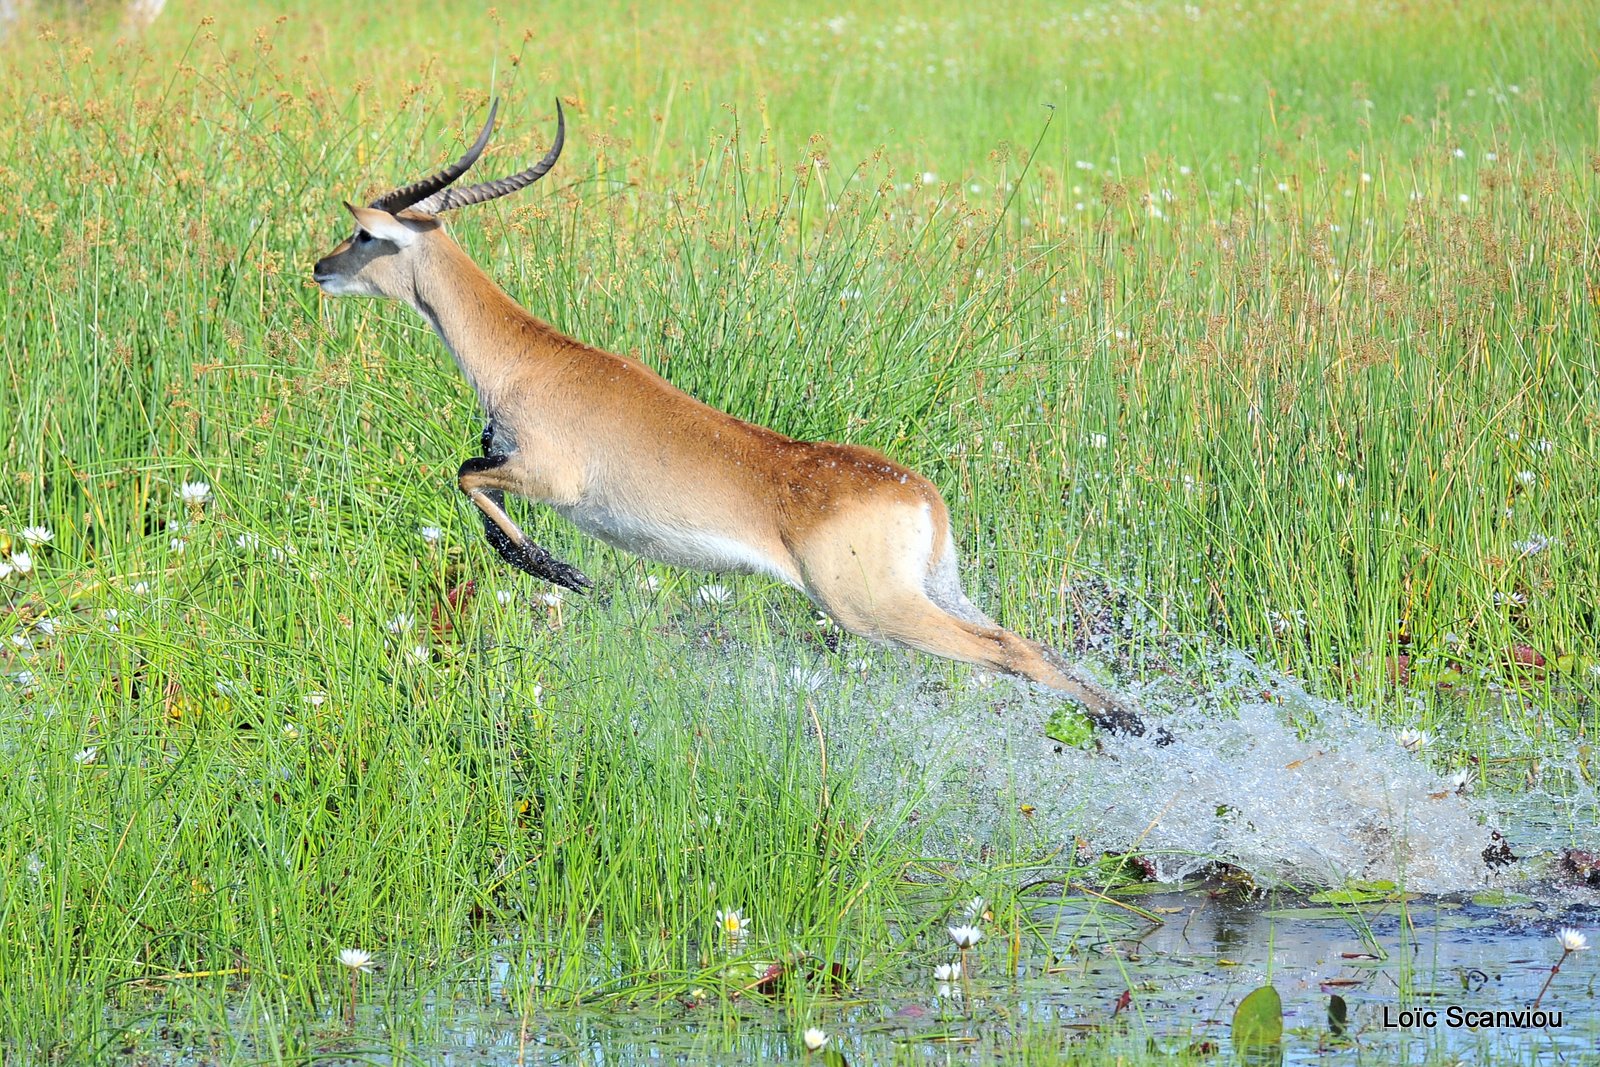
[1065,692,1505,890]
[743,643,1521,894]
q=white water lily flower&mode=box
[695,584,733,606]
[0,562,12,580]
[235,533,260,551]
[169,537,187,553]
[802,1028,828,1052]
[404,645,430,666]
[419,525,443,545]
[10,551,33,575]
[303,691,327,707]
[19,525,52,546]
[338,948,375,972]
[1396,728,1429,753]
[1514,470,1536,487]
[385,613,415,635]
[948,924,983,949]
[496,589,516,606]
[715,909,751,942]
[1557,929,1589,953]
[963,896,989,921]
[933,961,962,982]
[538,590,565,607]
[73,747,98,765]
[180,481,212,506]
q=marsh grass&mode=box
[1,0,1597,1061]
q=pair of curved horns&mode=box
[367,97,565,216]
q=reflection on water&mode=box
[1037,889,1598,1065]
[337,889,1596,1065]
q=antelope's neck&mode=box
[408,243,546,414]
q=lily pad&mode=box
[1231,984,1283,1048]
[1470,889,1535,907]
[1308,880,1411,905]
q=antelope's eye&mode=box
[354,230,373,245]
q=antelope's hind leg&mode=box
[803,504,1164,742]
[458,453,592,593]
[922,529,1165,741]
[890,599,1157,735]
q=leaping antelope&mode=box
[312,99,1149,736]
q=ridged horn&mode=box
[368,98,499,215]
[410,99,564,214]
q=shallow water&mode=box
[127,604,1600,1063]
[267,886,1598,1065]
[1032,888,1599,1065]
[337,632,1599,1066]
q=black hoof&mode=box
[1087,705,1174,746]
[1481,831,1519,869]
[501,533,592,593]
[517,545,593,593]
[478,502,592,593]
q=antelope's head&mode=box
[312,98,564,300]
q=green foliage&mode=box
[0,0,1595,1062]
[1231,984,1284,1049]
[1044,706,1095,750]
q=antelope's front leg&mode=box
[459,453,593,594]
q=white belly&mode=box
[554,501,802,588]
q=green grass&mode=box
[1,0,1597,1061]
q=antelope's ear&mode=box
[344,203,419,247]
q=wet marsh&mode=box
[1,0,1598,1062]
